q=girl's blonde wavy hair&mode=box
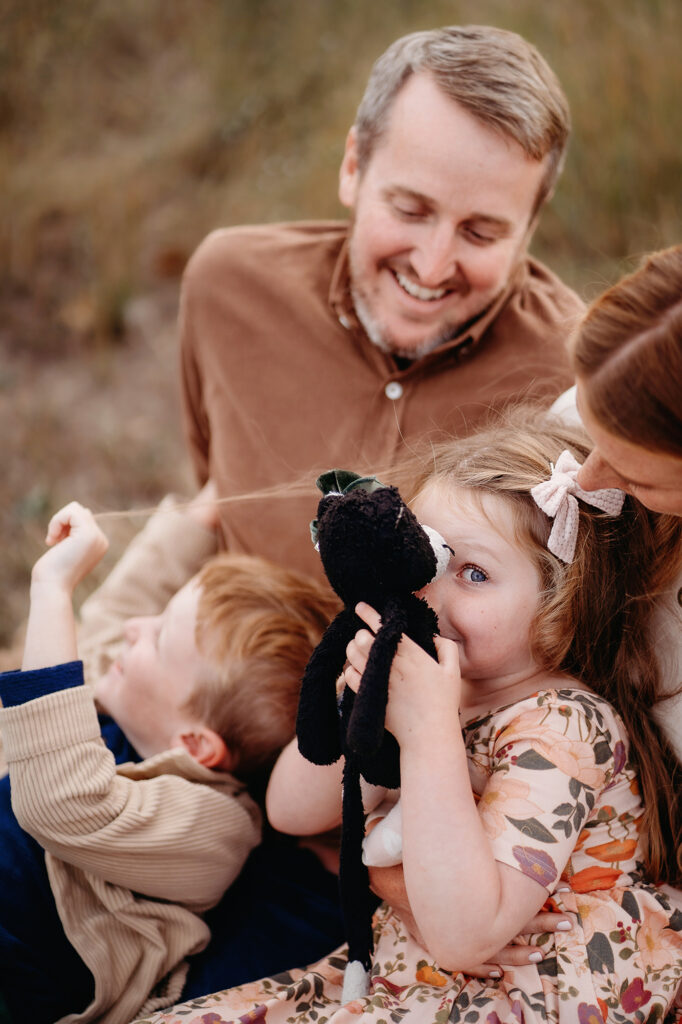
[399,407,682,884]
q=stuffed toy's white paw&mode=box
[362,798,403,867]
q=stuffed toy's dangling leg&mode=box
[339,757,374,1003]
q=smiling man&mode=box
[179,25,583,580]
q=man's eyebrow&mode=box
[384,186,512,230]
[383,185,434,205]
[465,211,513,230]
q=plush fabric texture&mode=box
[296,473,449,997]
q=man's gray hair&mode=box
[354,25,571,215]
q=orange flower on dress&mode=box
[478,777,543,839]
[585,838,638,863]
[568,865,622,893]
[415,965,448,987]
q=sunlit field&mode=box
[1,0,680,650]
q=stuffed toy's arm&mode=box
[297,607,360,766]
[346,598,407,755]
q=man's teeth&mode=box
[395,271,447,301]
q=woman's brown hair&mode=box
[570,244,682,457]
[402,408,682,884]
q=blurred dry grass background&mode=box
[1,0,681,651]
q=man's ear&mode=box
[338,127,360,209]
[177,728,236,772]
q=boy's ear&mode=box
[177,728,236,772]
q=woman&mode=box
[567,243,682,767]
[570,243,682,516]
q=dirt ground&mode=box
[0,283,194,665]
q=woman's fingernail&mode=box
[528,951,543,963]
[556,920,572,931]
[488,970,502,979]
[556,885,570,893]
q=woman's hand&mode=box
[31,502,109,596]
[368,863,574,977]
[344,601,462,746]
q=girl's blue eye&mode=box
[461,565,488,583]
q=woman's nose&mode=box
[577,450,623,492]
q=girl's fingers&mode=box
[355,602,382,633]
[343,663,362,694]
[434,633,460,669]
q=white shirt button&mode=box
[384,381,403,400]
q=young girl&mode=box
[134,412,682,1024]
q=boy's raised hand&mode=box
[23,503,109,671]
[32,502,109,596]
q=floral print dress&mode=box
[135,690,682,1024]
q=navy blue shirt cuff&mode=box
[0,661,84,708]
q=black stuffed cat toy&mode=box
[296,470,452,1000]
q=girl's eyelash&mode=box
[459,563,489,583]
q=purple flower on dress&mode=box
[577,1003,603,1024]
[512,845,558,887]
[238,1006,268,1024]
[485,1014,503,1024]
[621,977,651,1012]
[612,741,626,775]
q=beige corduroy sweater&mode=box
[0,500,260,1024]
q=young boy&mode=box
[0,497,341,1024]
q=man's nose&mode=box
[410,222,458,287]
[577,450,623,492]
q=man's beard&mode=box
[350,283,462,362]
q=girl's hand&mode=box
[345,602,462,747]
[31,502,109,596]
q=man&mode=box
[180,24,582,579]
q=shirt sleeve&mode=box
[0,660,83,708]
[0,685,261,908]
[78,495,218,687]
[477,695,618,893]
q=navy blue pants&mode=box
[0,719,344,1021]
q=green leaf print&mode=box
[586,931,615,974]
[514,749,556,770]
[507,816,558,843]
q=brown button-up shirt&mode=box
[180,221,582,579]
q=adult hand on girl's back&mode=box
[367,862,574,976]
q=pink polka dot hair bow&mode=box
[530,449,625,563]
